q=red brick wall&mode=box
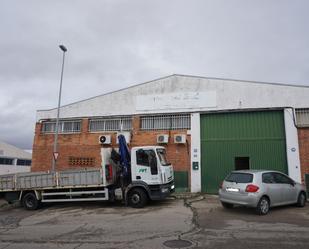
[31,116,191,177]
[31,119,103,172]
[298,128,309,182]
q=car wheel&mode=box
[22,192,40,210]
[296,192,306,207]
[221,202,233,209]
[256,196,270,215]
[128,188,148,208]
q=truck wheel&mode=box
[22,192,40,210]
[296,192,306,207]
[128,188,148,208]
[256,196,270,215]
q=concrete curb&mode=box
[171,192,202,199]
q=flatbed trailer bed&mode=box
[0,168,106,191]
[0,168,110,208]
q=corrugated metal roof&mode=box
[0,141,32,159]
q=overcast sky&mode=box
[0,0,308,150]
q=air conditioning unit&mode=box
[116,132,131,144]
[174,134,186,144]
[157,134,169,144]
[99,135,111,144]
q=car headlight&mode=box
[171,185,175,190]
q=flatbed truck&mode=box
[0,135,175,209]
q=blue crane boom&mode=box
[118,134,131,179]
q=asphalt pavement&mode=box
[184,195,309,249]
[0,195,308,249]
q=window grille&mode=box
[17,159,31,166]
[89,117,132,132]
[42,120,81,133]
[69,157,95,167]
[140,114,191,130]
[0,157,14,165]
[295,108,309,127]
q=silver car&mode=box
[218,170,307,215]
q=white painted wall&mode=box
[190,113,201,192]
[284,108,301,182]
[37,75,309,121]
[136,91,217,111]
[0,165,30,175]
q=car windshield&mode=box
[225,173,253,183]
[156,149,171,166]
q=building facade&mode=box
[32,75,309,193]
[0,141,31,175]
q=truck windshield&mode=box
[156,149,171,166]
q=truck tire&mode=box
[128,188,148,208]
[22,192,40,210]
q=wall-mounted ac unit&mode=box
[116,132,131,144]
[157,134,169,144]
[174,134,186,144]
[99,135,112,144]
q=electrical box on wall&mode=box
[157,134,169,144]
[174,134,186,144]
[99,135,111,144]
[116,132,131,144]
[192,162,199,170]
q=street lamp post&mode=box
[52,45,67,172]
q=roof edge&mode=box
[174,74,309,88]
[37,74,178,112]
[37,73,309,112]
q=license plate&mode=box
[226,187,239,192]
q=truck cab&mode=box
[114,146,173,207]
[101,142,175,208]
[131,146,173,185]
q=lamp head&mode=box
[59,45,67,52]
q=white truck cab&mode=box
[102,144,175,208]
[123,146,174,207]
[131,146,174,185]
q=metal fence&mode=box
[41,120,81,133]
[140,114,191,130]
[295,109,309,127]
[89,117,132,132]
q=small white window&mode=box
[41,120,81,133]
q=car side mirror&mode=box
[290,181,295,186]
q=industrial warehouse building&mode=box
[32,74,309,193]
[0,141,31,175]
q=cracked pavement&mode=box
[0,198,194,249]
[184,195,309,249]
[0,195,309,249]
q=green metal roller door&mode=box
[201,110,287,194]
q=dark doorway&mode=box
[235,157,250,170]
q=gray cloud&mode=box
[0,0,309,149]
